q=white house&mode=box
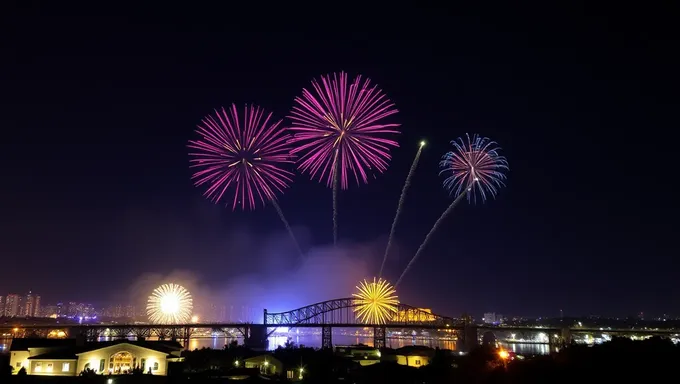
[10,339,183,376]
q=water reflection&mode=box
[500,342,552,356]
[0,336,550,356]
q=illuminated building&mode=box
[483,312,502,324]
[335,345,381,366]
[10,339,183,376]
[23,292,41,317]
[34,295,41,317]
[0,296,4,316]
[4,294,20,317]
[392,308,436,322]
[243,354,282,375]
[381,346,435,367]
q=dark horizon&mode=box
[1,3,675,318]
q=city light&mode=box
[498,350,509,360]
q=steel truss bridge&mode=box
[264,297,459,348]
[1,298,458,349]
[3,298,679,350]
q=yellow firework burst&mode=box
[146,283,193,324]
[352,278,399,325]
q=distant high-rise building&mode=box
[483,312,503,324]
[24,291,36,317]
[34,295,41,317]
[125,305,135,319]
[5,294,20,317]
[0,296,4,316]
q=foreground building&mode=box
[10,339,183,376]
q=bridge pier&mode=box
[244,324,268,350]
[182,326,191,351]
[374,326,386,349]
[561,327,572,345]
[322,326,333,349]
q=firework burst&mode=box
[440,133,509,203]
[147,283,193,324]
[188,104,294,211]
[352,278,399,325]
[288,72,400,189]
[396,134,509,287]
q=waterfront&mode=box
[1,335,551,356]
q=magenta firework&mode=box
[188,104,294,210]
[440,133,509,203]
[288,72,400,189]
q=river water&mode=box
[1,334,553,356]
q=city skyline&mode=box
[1,4,674,317]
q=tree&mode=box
[0,365,12,377]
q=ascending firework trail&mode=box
[395,133,509,287]
[287,72,401,247]
[379,141,426,278]
[332,152,339,246]
[271,200,304,259]
[395,187,470,287]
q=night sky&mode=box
[1,3,675,317]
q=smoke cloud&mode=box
[117,198,393,322]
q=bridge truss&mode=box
[264,298,459,348]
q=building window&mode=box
[35,362,42,372]
[153,362,159,371]
[62,363,70,372]
[414,360,421,366]
[99,359,105,372]
[287,370,294,379]
[46,363,53,372]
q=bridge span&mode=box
[3,298,679,350]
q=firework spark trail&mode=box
[332,153,339,245]
[379,141,425,278]
[395,134,509,287]
[271,199,304,259]
[395,188,470,288]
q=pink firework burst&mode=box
[288,72,400,189]
[188,104,294,210]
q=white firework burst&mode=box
[146,283,193,324]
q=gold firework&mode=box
[352,278,399,325]
[146,283,193,324]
